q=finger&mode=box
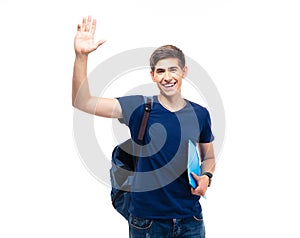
[77,24,81,32]
[82,17,87,31]
[193,184,205,196]
[85,15,92,32]
[191,187,201,196]
[87,15,92,24]
[191,172,200,181]
[82,17,86,29]
[90,19,97,35]
[198,187,207,197]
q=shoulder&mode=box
[117,95,151,125]
[117,95,154,109]
[186,100,210,117]
[117,95,145,110]
[117,95,144,103]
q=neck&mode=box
[158,94,186,112]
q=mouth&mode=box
[161,82,176,88]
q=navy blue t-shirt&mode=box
[117,95,214,219]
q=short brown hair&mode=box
[150,45,185,72]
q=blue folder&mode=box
[187,140,201,189]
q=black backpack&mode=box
[110,97,152,220]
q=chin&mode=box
[160,90,180,98]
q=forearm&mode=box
[72,54,92,110]
[198,142,216,174]
[201,157,216,174]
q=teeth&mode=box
[164,83,174,87]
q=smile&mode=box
[161,82,176,88]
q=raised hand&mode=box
[74,16,106,55]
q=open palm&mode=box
[74,16,105,55]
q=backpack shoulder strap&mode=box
[137,96,152,144]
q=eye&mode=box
[169,67,178,73]
[156,69,165,74]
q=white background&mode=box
[1,0,300,237]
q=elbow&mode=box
[72,91,78,108]
[72,95,80,109]
[71,96,94,115]
[71,91,86,110]
[72,98,78,109]
[72,99,86,112]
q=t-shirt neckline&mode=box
[154,95,188,113]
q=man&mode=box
[72,16,216,238]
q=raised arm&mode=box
[72,16,122,118]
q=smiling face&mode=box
[150,57,187,98]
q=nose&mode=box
[164,70,172,81]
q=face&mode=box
[150,58,187,97]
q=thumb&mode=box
[96,40,106,48]
[191,172,199,179]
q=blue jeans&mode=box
[128,213,205,238]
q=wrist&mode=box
[75,53,88,61]
[202,172,213,187]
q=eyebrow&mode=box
[169,66,178,71]
[155,66,179,72]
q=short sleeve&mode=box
[198,108,215,143]
[117,95,145,126]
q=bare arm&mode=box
[72,16,122,118]
[199,142,216,174]
[191,142,216,196]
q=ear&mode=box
[150,70,155,82]
[182,66,188,78]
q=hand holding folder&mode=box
[187,140,207,198]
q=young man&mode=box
[72,16,216,238]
